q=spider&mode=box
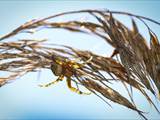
[39,55,92,95]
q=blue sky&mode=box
[0,0,160,119]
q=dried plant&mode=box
[0,9,160,119]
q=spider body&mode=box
[39,56,92,95]
[51,61,63,76]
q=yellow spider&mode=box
[39,55,92,95]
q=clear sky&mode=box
[0,0,160,119]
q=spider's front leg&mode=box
[72,56,93,69]
[79,56,93,68]
[39,75,64,88]
[66,77,91,95]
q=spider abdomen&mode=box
[51,63,63,76]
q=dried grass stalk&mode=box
[0,9,160,119]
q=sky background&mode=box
[0,0,160,119]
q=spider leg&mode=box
[66,77,91,95]
[72,56,93,69]
[39,75,64,87]
[85,56,93,64]
[55,59,63,65]
[80,56,93,67]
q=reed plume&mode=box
[0,9,160,119]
